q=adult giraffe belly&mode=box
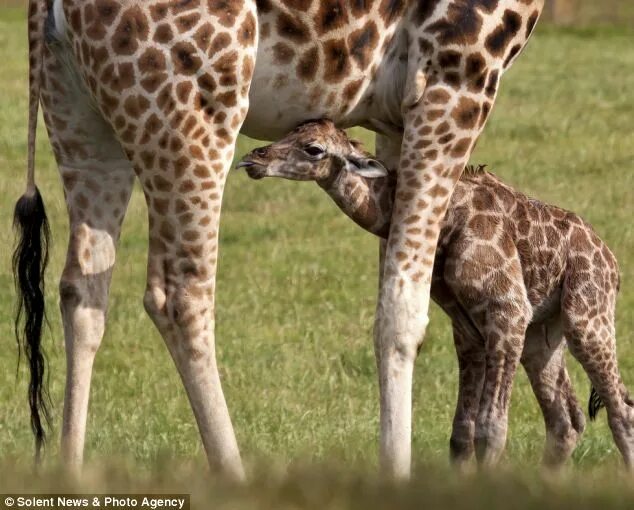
[240,7,402,141]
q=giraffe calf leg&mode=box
[522,322,585,469]
[562,261,633,469]
[449,328,485,471]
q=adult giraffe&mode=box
[15,0,544,479]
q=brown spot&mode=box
[95,0,120,24]
[444,71,461,89]
[139,47,166,73]
[217,91,237,107]
[343,79,364,102]
[242,55,255,81]
[281,0,312,10]
[479,101,491,126]
[153,23,174,43]
[316,0,349,34]
[468,214,497,240]
[472,188,495,211]
[503,43,521,68]
[256,0,273,12]
[438,50,461,68]
[485,9,522,57]
[297,46,319,80]
[112,6,149,55]
[192,22,214,49]
[110,62,136,92]
[208,0,244,27]
[171,41,203,75]
[379,0,405,25]
[414,0,441,24]
[154,174,172,192]
[198,73,218,95]
[428,3,483,46]
[176,81,193,103]
[123,95,151,117]
[213,50,238,85]
[450,137,471,158]
[426,88,451,104]
[485,70,499,97]
[526,10,539,39]
[452,96,481,129]
[323,38,351,83]
[465,52,486,79]
[351,0,376,17]
[172,0,201,15]
[277,12,310,44]
[239,11,256,46]
[175,12,201,33]
[209,32,232,56]
[157,84,176,113]
[435,121,450,134]
[149,2,170,22]
[348,21,379,69]
[273,42,295,63]
[473,244,502,267]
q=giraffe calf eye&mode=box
[302,144,325,159]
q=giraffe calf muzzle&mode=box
[236,160,268,180]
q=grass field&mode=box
[0,6,633,507]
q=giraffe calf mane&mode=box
[463,164,488,175]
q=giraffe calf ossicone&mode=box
[238,119,634,470]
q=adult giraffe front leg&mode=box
[376,79,495,479]
[376,0,543,477]
[61,0,258,479]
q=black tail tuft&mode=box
[588,386,604,421]
[13,187,51,461]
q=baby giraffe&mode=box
[237,119,633,470]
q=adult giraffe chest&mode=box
[241,0,407,140]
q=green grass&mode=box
[0,7,633,506]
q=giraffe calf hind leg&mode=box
[562,271,633,469]
[521,322,585,469]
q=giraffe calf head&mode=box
[239,119,395,237]
[237,119,388,183]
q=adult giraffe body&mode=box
[15,0,544,479]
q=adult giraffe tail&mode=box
[13,0,51,462]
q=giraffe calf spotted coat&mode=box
[238,120,634,469]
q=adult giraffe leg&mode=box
[373,133,401,369]
[59,1,257,478]
[39,40,135,469]
[376,72,501,477]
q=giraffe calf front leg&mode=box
[474,303,530,467]
[450,328,485,471]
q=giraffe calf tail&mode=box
[12,0,51,462]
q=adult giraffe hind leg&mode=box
[60,0,257,479]
[39,36,135,469]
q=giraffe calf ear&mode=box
[345,156,389,178]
